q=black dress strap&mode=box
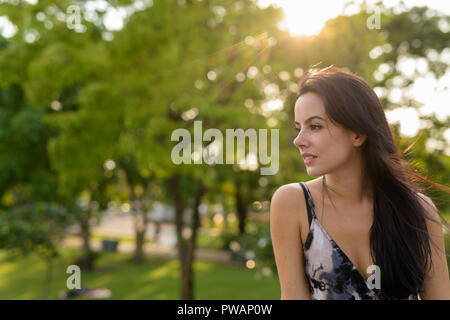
[299,182,315,227]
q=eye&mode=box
[295,124,322,132]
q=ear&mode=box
[352,132,367,147]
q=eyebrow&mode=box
[294,116,326,126]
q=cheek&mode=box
[316,132,354,162]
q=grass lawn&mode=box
[1,213,448,300]
[0,248,280,300]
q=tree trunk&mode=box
[179,241,192,300]
[171,175,190,299]
[79,211,94,271]
[153,220,161,243]
[132,199,148,263]
[235,177,247,234]
[171,175,204,300]
[133,230,145,263]
[186,180,204,298]
[133,228,146,263]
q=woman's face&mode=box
[293,91,364,177]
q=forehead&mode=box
[294,91,326,120]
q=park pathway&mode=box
[62,214,239,266]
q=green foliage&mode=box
[0,0,448,299]
[226,222,275,272]
[0,202,72,260]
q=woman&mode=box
[270,66,450,300]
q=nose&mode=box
[293,130,308,149]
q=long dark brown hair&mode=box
[297,65,449,299]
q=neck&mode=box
[323,155,372,205]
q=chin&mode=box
[306,168,320,177]
[306,166,327,177]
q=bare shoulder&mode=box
[270,183,306,222]
[271,183,305,206]
[270,179,323,223]
[270,182,311,244]
[270,182,312,299]
[416,194,450,299]
[417,192,440,223]
[417,192,437,209]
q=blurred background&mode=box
[0,0,448,299]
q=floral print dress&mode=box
[299,182,418,300]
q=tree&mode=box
[101,0,283,299]
[0,0,112,271]
[0,202,72,299]
[0,33,74,298]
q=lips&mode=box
[301,153,317,159]
[301,153,317,165]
